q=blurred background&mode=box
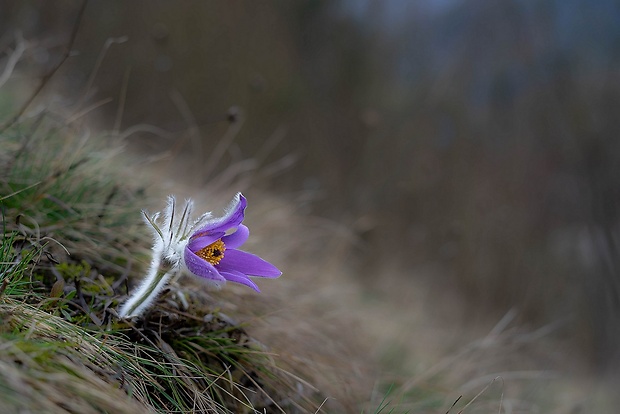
[2,0,620,383]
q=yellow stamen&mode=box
[196,239,226,265]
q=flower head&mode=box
[118,193,281,318]
[183,193,281,291]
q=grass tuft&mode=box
[0,111,321,412]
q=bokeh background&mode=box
[3,0,620,383]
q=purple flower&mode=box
[183,193,281,291]
[119,193,282,318]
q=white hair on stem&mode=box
[118,194,244,319]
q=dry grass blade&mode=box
[0,109,329,413]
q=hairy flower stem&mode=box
[119,257,176,318]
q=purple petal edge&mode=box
[221,225,249,249]
[193,193,247,235]
[217,249,281,278]
[184,246,226,281]
[187,231,225,252]
[220,270,261,292]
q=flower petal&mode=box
[193,193,247,235]
[217,249,281,278]
[222,225,249,249]
[184,246,226,281]
[187,231,225,252]
[220,269,260,292]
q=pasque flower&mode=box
[119,193,281,318]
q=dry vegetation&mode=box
[1,106,614,413]
[2,2,620,413]
[0,113,357,413]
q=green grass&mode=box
[0,111,320,413]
